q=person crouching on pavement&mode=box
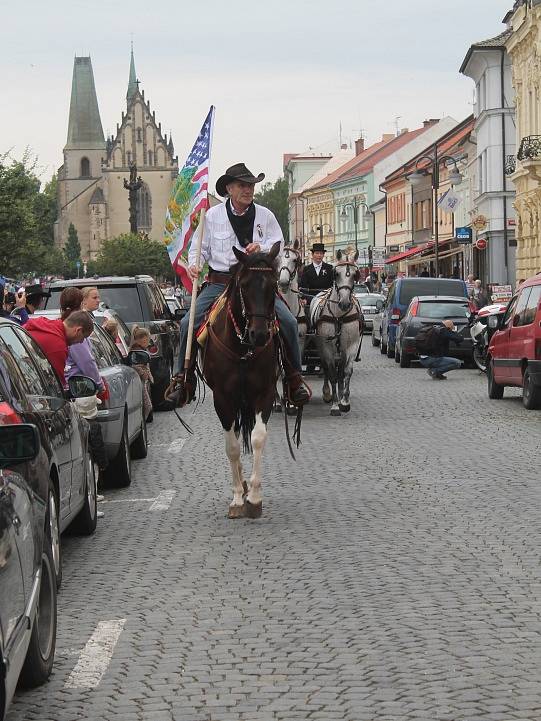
[129,326,154,421]
[419,319,464,380]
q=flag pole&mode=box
[183,208,206,372]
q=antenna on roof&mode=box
[393,116,402,137]
[339,121,343,148]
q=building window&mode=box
[137,183,152,231]
[148,150,153,166]
[137,128,142,142]
[80,157,90,177]
[126,151,132,165]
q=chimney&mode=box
[340,143,348,150]
[423,118,439,128]
[355,138,365,155]
[382,133,395,142]
[400,128,409,135]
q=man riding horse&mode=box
[172,162,310,407]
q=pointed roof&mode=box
[66,56,105,150]
[88,187,105,205]
[127,46,138,101]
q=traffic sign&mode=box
[76,260,81,268]
[475,238,488,250]
[455,226,472,244]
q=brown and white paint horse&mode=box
[201,242,281,519]
[310,250,362,415]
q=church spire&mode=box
[127,44,138,102]
[66,56,105,149]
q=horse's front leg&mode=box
[225,426,246,519]
[245,413,267,519]
[321,341,340,415]
[339,355,354,412]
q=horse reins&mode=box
[226,264,278,353]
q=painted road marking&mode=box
[149,489,176,511]
[65,619,125,689]
[153,438,187,453]
[102,497,155,504]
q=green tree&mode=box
[254,176,289,243]
[94,233,173,280]
[64,223,81,263]
[33,174,57,246]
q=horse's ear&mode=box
[336,249,342,261]
[293,238,300,251]
[233,246,247,263]
[354,250,359,262]
[268,241,281,261]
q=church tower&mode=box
[102,47,178,240]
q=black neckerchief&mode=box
[226,198,256,248]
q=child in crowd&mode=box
[129,326,154,421]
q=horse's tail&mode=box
[235,398,256,454]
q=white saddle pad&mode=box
[309,291,331,327]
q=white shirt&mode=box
[188,201,284,272]
[312,262,323,276]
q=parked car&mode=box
[356,293,385,333]
[353,282,370,296]
[44,276,180,407]
[395,296,474,368]
[0,318,100,590]
[0,424,57,719]
[376,277,468,358]
[35,311,148,486]
[487,277,541,409]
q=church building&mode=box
[54,50,179,260]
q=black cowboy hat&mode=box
[215,163,265,198]
[25,283,51,299]
[309,243,326,253]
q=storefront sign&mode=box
[388,245,400,253]
[475,238,488,250]
[491,284,513,302]
[455,226,473,244]
[472,215,488,231]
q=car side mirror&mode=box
[127,350,151,366]
[68,375,100,398]
[174,308,184,320]
[487,315,501,329]
[376,300,384,311]
[0,423,40,468]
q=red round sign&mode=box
[476,238,488,250]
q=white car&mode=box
[355,293,385,333]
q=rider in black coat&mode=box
[299,243,334,294]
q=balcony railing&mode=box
[517,135,541,161]
[505,155,516,175]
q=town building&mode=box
[460,27,517,285]
[505,0,541,281]
[55,50,178,260]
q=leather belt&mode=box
[208,271,232,284]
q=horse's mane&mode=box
[229,252,279,279]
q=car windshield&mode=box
[418,301,470,318]
[46,285,142,323]
[399,280,465,306]
[354,285,369,294]
[361,297,380,306]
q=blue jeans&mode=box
[420,356,462,375]
[177,283,302,373]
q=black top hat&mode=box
[216,163,265,198]
[25,284,51,299]
[310,243,326,253]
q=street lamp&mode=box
[340,196,373,258]
[407,147,463,277]
[311,219,333,243]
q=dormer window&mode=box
[80,157,91,177]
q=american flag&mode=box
[164,106,215,291]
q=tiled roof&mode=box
[66,56,105,149]
[306,139,391,192]
[460,29,511,73]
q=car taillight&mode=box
[0,401,22,425]
[148,334,160,356]
[410,300,419,317]
[97,378,110,405]
[390,308,401,324]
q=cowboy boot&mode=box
[281,340,311,406]
[165,345,198,407]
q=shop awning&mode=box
[385,244,426,264]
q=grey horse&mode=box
[277,240,307,356]
[310,250,362,415]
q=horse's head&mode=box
[278,240,301,292]
[334,249,360,312]
[232,241,280,347]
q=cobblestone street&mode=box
[8,343,541,721]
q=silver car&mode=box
[355,293,385,333]
[35,311,147,487]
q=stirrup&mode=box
[164,372,196,408]
[286,378,312,407]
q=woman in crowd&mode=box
[81,286,101,314]
[129,326,154,422]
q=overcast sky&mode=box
[1,0,512,188]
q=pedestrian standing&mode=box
[417,319,464,380]
[81,286,101,313]
[469,279,489,310]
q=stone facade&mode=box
[506,0,541,280]
[55,51,178,261]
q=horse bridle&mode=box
[228,264,277,347]
[332,261,358,308]
[278,247,301,285]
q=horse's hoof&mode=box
[339,403,350,413]
[245,500,262,519]
[228,504,246,519]
[330,408,341,417]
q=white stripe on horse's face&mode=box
[334,264,356,312]
[278,251,298,291]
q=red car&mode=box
[487,276,541,409]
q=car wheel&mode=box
[47,483,62,589]
[523,368,541,410]
[380,335,387,354]
[104,420,131,488]
[19,531,57,688]
[394,344,401,363]
[400,351,411,368]
[487,359,504,400]
[131,412,148,459]
[70,451,98,536]
[371,331,380,347]
[386,337,394,358]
